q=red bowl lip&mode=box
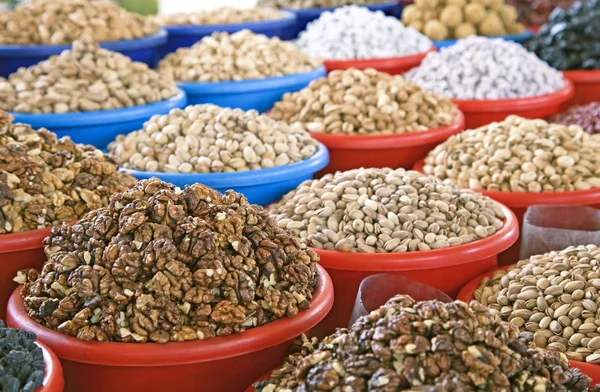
[413,158,600,208]
[0,221,77,254]
[453,78,574,112]
[309,110,465,149]
[313,203,518,271]
[563,70,600,83]
[322,46,436,69]
[36,340,64,392]
[7,264,334,367]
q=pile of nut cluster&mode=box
[154,7,285,26]
[108,104,320,173]
[258,0,390,9]
[405,37,565,99]
[270,168,506,253]
[423,115,600,192]
[0,111,136,234]
[157,30,322,82]
[269,68,457,135]
[0,0,159,45]
[551,102,600,134]
[296,6,432,60]
[20,178,320,343]
[402,0,525,40]
[0,321,45,392]
[0,39,180,114]
[507,0,577,26]
[255,295,599,391]
[475,244,600,364]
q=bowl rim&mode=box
[9,90,186,127]
[36,340,64,392]
[163,10,297,33]
[433,29,535,48]
[122,142,329,187]
[322,46,436,69]
[563,69,600,83]
[7,264,333,366]
[282,0,398,13]
[0,221,76,254]
[314,203,519,271]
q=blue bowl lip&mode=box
[433,30,535,48]
[164,11,297,35]
[9,89,186,128]
[283,1,399,14]
[122,142,329,187]
[176,66,327,94]
[0,29,168,57]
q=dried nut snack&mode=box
[19,178,320,343]
[154,7,285,26]
[0,320,45,392]
[108,104,320,173]
[474,244,600,364]
[157,30,323,82]
[0,0,159,45]
[0,111,137,234]
[258,0,390,9]
[269,168,505,253]
[0,39,179,114]
[551,102,600,135]
[423,115,600,192]
[255,295,599,391]
[269,68,457,135]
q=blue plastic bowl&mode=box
[433,30,534,49]
[9,90,187,150]
[122,143,329,206]
[0,29,168,78]
[178,66,326,113]
[282,1,402,39]
[158,11,297,59]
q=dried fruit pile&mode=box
[0,111,136,234]
[154,7,285,26]
[550,102,600,135]
[20,178,320,343]
[258,0,390,9]
[255,295,599,391]
[0,321,45,392]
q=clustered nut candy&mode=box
[269,68,457,135]
[108,104,319,174]
[154,7,285,26]
[258,0,390,9]
[0,39,179,114]
[506,0,577,26]
[0,321,44,392]
[405,36,565,99]
[255,295,599,391]
[0,0,159,45]
[295,6,432,60]
[270,168,506,253]
[157,30,322,83]
[18,178,319,343]
[0,111,136,234]
[423,115,600,192]
[551,102,600,135]
[401,0,524,40]
[474,245,600,364]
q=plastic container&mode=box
[433,30,534,49]
[527,25,542,34]
[158,12,297,59]
[310,110,464,176]
[453,78,574,129]
[0,29,168,77]
[310,204,518,336]
[322,47,435,75]
[457,267,600,386]
[177,66,326,113]
[9,90,187,150]
[282,1,402,39]
[37,341,65,392]
[562,70,600,107]
[6,264,333,392]
[123,143,328,206]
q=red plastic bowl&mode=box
[453,79,574,129]
[37,340,65,392]
[310,110,465,176]
[323,47,436,75]
[562,70,600,108]
[527,25,542,34]
[7,265,334,392]
[309,204,518,337]
[457,267,600,386]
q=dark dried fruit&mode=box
[20,178,320,343]
[256,295,600,391]
[0,320,44,392]
[507,0,577,26]
[550,102,600,134]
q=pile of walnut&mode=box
[255,295,600,391]
[0,0,159,45]
[0,111,136,234]
[19,178,320,343]
[154,7,285,26]
[0,39,179,114]
[402,0,525,40]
